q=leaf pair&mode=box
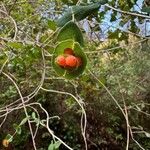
[52,21,87,79]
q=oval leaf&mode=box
[20,117,29,125]
[56,1,107,27]
[57,21,84,46]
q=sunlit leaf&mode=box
[7,42,24,49]
[20,117,29,125]
[47,20,57,31]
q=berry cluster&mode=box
[55,48,82,68]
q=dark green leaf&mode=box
[57,21,84,46]
[110,12,117,22]
[142,7,150,13]
[56,1,108,27]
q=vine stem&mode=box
[40,87,88,150]
[2,72,37,150]
[30,102,73,150]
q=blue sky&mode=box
[82,0,150,40]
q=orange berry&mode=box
[55,55,66,67]
[76,57,82,67]
[2,139,9,147]
[64,48,74,55]
[65,55,77,67]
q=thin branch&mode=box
[88,69,126,118]
[40,87,87,150]
[0,107,8,128]
[105,4,150,19]
[85,39,147,54]
[30,102,73,150]
[2,72,37,150]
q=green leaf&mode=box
[32,112,36,119]
[57,21,84,46]
[54,141,61,149]
[130,20,138,33]
[145,132,150,138]
[108,31,119,39]
[142,7,150,13]
[7,42,24,49]
[13,124,22,135]
[5,134,13,142]
[48,141,61,150]
[47,20,57,31]
[52,39,87,79]
[56,1,108,27]
[110,12,117,22]
[48,141,54,150]
[65,97,76,109]
[16,126,22,135]
[20,117,29,125]
[108,30,128,41]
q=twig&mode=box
[69,81,87,150]
[0,107,8,128]
[105,4,150,19]
[2,72,37,150]
[85,39,147,54]
[118,81,130,150]
[30,102,73,150]
[40,87,87,150]
[88,69,126,118]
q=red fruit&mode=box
[55,55,66,67]
[76,57,82,67]
[65,55,77,67]
[64,48,74,55]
